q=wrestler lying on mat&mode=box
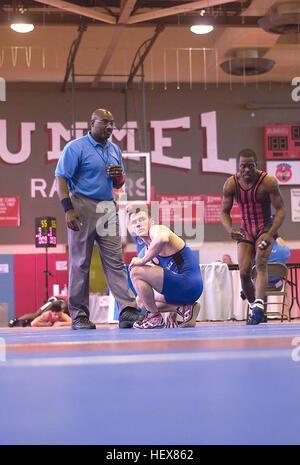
[128,207,203,329]
[9,297,71,328]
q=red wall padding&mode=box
[288,249,300,263]
[14,253,68,317]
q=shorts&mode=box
[238,221,278,246]
[162,268,203,305]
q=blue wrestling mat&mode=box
[0,322,300,445]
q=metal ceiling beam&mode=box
[90,27,125,88]
[0,14,263,27]
[61,21,87,92]
[33,0,116,24]
[149,15,261,27]
[127,0,239,24]
[90,0,137,88]
[127,24,165,88]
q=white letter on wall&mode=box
[291,77,300,102]
[31,178,47,198]
[201,111,236,175]
[150,117,191,169]
[0,77,6,102]
[113,122,138,152]
[0,120,35,164]
[46,122,88,161]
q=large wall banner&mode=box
[203,195,241,224]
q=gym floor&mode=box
[0,320,300,445]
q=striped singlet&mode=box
[234,171,273,244]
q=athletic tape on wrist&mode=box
[61,197,73,213]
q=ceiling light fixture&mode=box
[11,23,34,33]
[10,8,34,33]
[190,25,214,34]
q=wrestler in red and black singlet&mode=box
[234,171,276,244]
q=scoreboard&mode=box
[264,124,300,160]
[35,217,57,248]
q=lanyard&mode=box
[92,143,120,169]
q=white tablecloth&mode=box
[89,294,110,323]
[229,269,249,321]
[197,263,233,321]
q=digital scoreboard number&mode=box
[265,125,300,160]
[35,217,57,248]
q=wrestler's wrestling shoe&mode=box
[133,312,165,329]
[177,302,200,328]
[119,307,144,328]
[247,301,265,325]
[8,318,19,327]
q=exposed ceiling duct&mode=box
[220,48,275,75]
[258,2,300,34]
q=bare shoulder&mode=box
[223,175,236,195]
[150,224,171,238]
[41,310,50,319]
[263,173,280,193]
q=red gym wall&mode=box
[14,253,68,317]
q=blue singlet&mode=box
[152,245,203,305]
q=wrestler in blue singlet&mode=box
[152,245,203,305]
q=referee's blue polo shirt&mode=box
[55,132,125,200]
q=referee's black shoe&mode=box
[119,307,144,328]
[72,315,96,330]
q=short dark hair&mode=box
[128,207,151,220]
[238,148,257,162]
[51,302,63,312]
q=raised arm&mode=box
[107,164,125,189]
